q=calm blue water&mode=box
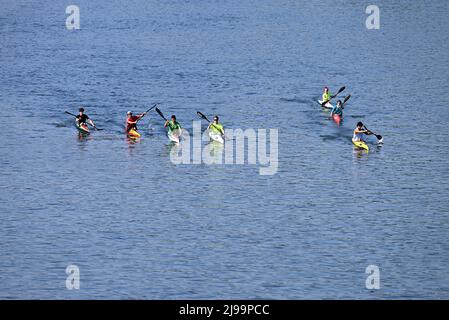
[1,0,449,299]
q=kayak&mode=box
[209,131,224,144]
[352,139,369,151]
[168,129,182,143]
[332,114,342,125]
[76,123,90,135]
[127,128,141,139]
[318,99,334,110]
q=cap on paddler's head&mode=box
[127,111,132,115]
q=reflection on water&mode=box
[203,141,224,164]
[77,132,92,145]
[353,148,368,159]
[126,136,141,156]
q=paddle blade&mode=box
[330,86,345,99]
[155,107,166,121]
[364,126,382,141]
[145,103,157,113]
[341,94,351,109]
[197,111,210,122]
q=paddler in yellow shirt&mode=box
[208,115,225,136]
[322,87,332,104]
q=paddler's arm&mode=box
[329,106,336,118]
[164,120,169,128]
[88,118,96,128]
[356,128,370,135]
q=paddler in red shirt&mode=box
[125,110,146,133]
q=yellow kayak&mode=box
[127,128,141,139]
[352,139,369,151]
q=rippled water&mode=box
[1,0,449,299]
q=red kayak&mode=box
[76,123,90,134]
[332,114,342,126]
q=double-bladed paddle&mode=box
[196,111,225,136]
[155,107,168,121]
[363,125,383,141]
[321,86,346,107]
[127,103,157,132]
[65,111,77,117]
[156,107,183,143]
[341,94,351,108]
[65,111,103,130]
[141,104,157,119]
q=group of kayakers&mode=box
[72,88,379,148]
[321,86,379,147]
[321,86,344,122]
[72,107,225,138]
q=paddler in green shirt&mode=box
[322,86,332,104]
[329,100,343,118]
[164,115,182,132]
[208,115,225,135]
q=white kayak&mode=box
[209,131,224,144]
[168,129,182,143]
[318,99,334,110]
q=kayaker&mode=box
[322,87,332,104]
[126,110,146,133]
[330,100,343,119]
[353,122,371,142]
[208,115,225,135]
[76,107,97,129]
[164,115,182,132]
